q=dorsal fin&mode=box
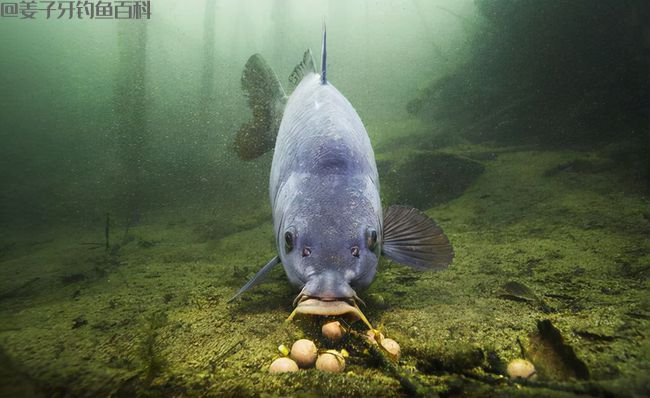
[320,22,327,85]
[288,49,316,92]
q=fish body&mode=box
[271,72,382,300]
[230,28,453,314]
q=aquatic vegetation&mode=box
[0,144,647,396]
[138,311,169,382]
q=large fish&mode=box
[230,28,453,326]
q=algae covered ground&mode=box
[0,121,648,397]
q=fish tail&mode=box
[233,54,287,160]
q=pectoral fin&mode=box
[227,256,281,302]
[382,205,454,270]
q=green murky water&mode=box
[0,1,648,397]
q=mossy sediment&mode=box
[0,132,648,397]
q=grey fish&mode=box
[230,27,454,320]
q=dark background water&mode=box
[0,0,476,232]
[1,0,647,232]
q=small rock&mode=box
[507,358,536,379]
[269,357,299,374]
[322,321,344,342]
[290,339,318,368]
[316,351,345,373]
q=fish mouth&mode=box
[286,292,374,330]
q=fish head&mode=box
[278,175,382,303]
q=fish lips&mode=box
[287,297,374,330]
[293,298,361,318]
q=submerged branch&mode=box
[461,370,621,397]
[350,330,437,397]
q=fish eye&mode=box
[367,228,378,250]
[351,246,360,257]
[284,230,294,252]
[302,247,311,257]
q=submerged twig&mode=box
[209,339,245,372]
[350,330,436,397]
[80,242,103,247]
[461,370,618,396]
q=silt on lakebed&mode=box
[228,26,454,329]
